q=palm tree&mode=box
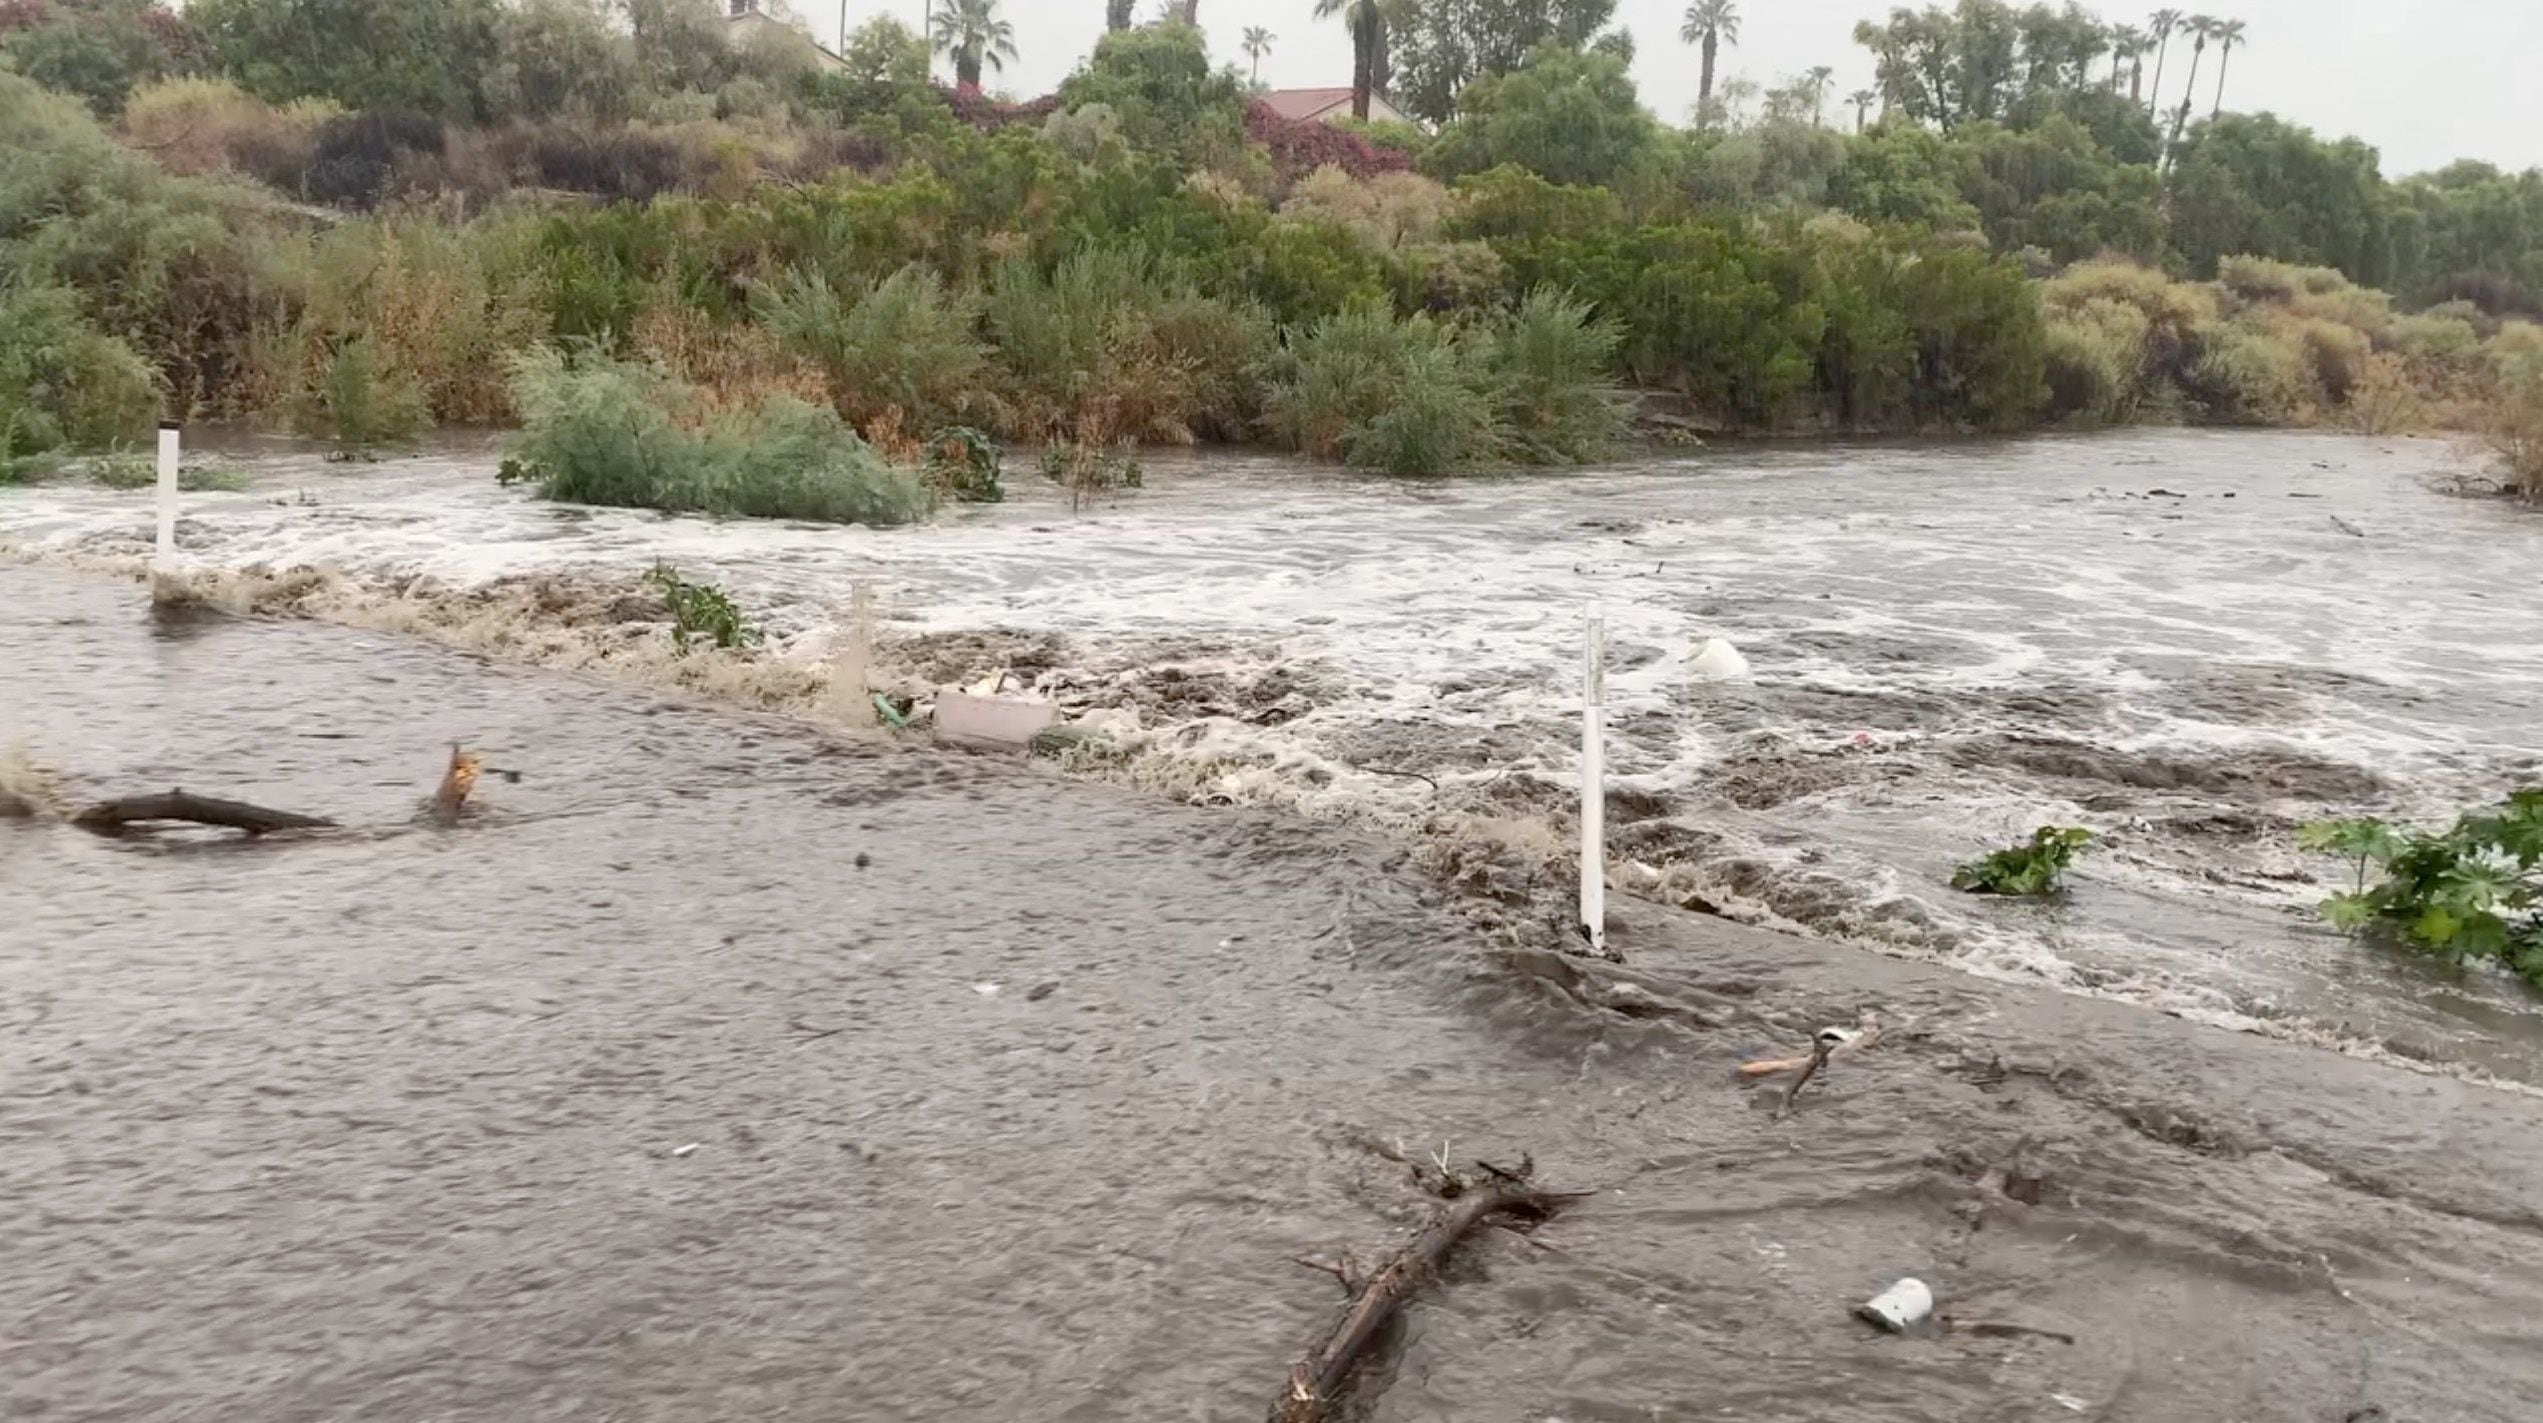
[1680,0,1741,124]
[2209,18,2246,118]
[1313,0,1389,122]
[1241,25,1274,83]
[1805,64,1834,127]
[2145,8,2182,116]
[2167,14,2216,154]
[1106,0,1133,30]
[2107,24,2143,93]
[1848,87,1877,133]
[931,0,1016,91]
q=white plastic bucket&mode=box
[1855,1277,1935,1332]
[934,690,1058,751]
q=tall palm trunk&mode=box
[1349,6,1375,120]
[1106,0,1132,30]
[2147,34,2171,116]
[1700,34,1719,116]
[2167,39,2206,155]
[2211,42,2233,118]
[2129,56,2143,104]
[1181,1,1199,22]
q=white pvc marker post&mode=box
[153,421,181,570]
[1581,605,1607,955]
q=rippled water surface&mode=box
[7,429,2541,1072]
[8,563,2543,1422]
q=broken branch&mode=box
[71,791,334,836]
[1270,1168,1582,1423]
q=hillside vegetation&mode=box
[3,0,2538,494]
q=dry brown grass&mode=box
[2343,353,2425,435]
[120,78,336,184]
[631,304,829,414]
[2489,376,2543,499]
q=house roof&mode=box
[1257,88,1358,122]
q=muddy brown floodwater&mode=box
[7,563,2543,1422]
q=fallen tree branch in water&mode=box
[1271,1161,1584,1423]
[72,791,335,836]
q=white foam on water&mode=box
[9,428,2543,1077]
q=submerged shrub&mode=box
[1484,289,1630,463]
[1263,306,1501,476]
[2042,311,2139,425]
[1953,826,2097,896]
[925,425,1003,503]
[2189,321,2320,424]
[505,345,932,526]
[2303,792,2543,986]
[305,331,430,450]
[646,563,760,654]
[2489,364,2543,499]
[1347,342,1503,476]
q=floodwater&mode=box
[9,563,2543,1422]
[5,429,2542,1075]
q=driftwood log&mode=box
[71,792,335,836]
[1272,1169,1581,1423]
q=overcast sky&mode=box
[834,0,2540,178]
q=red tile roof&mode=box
[1257,88,1356,122]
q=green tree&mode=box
[2167,112,2393,283]
[0,0,197,116]
[1241,25,1275,82]
[1828,122,1983,230]
[1853,3,1969,131]
[1849,87,1878,132]
[1055,21,1245,169]
[486,0,638,123]
[1388,0,1626,128]
[623,0,733,97]
[930,0,1016,91]
[2208,17,2244,118]
[1427,43,1656,189]
[1680,0,1738,124]
[1956,114,2165,261]
[190,0,500,119]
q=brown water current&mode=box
[7,565,2543,1421]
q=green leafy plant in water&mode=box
[1952,826,2097,896]
[925,426,1003,504]
[2300,791,2543,987]
[311,332,430,456]
[503,346,933,526]
[645,563,760,655]
[69,454,248,492]
[75,451,155,489]
[1039,439,1143,509]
